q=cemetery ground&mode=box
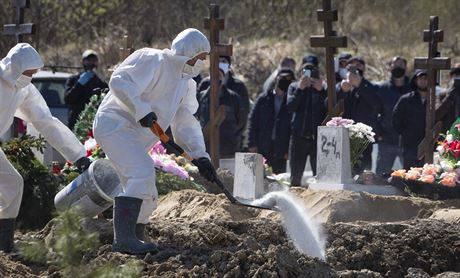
[2,184,460,277]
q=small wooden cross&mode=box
[3,0,35,138]
[3,0,35,43]
[414,16,451,163]
[310,0,347,124]
[204,4,233,168]
[119,33,134,61]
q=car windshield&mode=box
[32,78,67,107]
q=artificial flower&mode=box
[391,169,406,178]
[405,170,421,180]
[419,174,435,183]
[326,117,354,127]
[422,163,438,175]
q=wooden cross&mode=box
[414,16,451,163]
[204,4,233,168]
[3,0,35,138]
[310,0,347,124]
[119,33,134,61]
[3,0,35,43]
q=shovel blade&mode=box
[234,197,278,211]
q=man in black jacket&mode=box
[337,57,381,173]
[65,50,108,130]
[287,63,327,186]
[196,69,244,158]
[392,69,427,169]
[375,56,412,177]
[437,64,460,131]
[248,68,294,173]
[262,56,297,94]
[198,56,249,151]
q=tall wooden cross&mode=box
[204,4,233,168]
[310,0,347,124]
[119,33,134,61]
[414,16,451,163]
[3,0,35,138]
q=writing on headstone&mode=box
[320,134,341,159]
[316,126,352,184]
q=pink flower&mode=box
[455,124,460,131]
[150,141,167,155]
[422,164,438,175]
[419,174,435,183]
[326,117,354,127]
[406,169,421,180]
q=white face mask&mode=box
[219,62,230,74]
[16,74,32,89]
[183,59,204,78]
[339,68,348,79]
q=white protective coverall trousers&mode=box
[93,28,211,224]
[0,43,85,219]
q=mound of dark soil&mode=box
[327,220,460,277]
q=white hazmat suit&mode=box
[0,43,86,219]
[93,28,211,224]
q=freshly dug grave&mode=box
[153,188,460,225]
[3,188,460,277]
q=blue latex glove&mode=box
[77,71,95,85]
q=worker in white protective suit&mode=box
[0,43,91,253]
[93,28,218,255]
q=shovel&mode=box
[150,122,276,211]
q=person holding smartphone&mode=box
[286,62,327,187]
[336,56,382,174]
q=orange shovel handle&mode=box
[150,122,193,161]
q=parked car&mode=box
[32,70,72,125]
[29,70,73,166]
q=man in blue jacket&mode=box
[375,56,412,177]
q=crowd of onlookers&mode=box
[194,53,460,186]
[68,50,460,187]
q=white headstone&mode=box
[310,126,404,196]
[233,152,264,200]
[316,126,353,184]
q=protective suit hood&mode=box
[171,28,210,58]
[0,43,43,87]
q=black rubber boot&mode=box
[112,197,157,254]
[135,224,147,241]
[0,218,16,253]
